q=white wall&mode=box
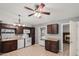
[35,27,39,44]
[35,26,47,46]
[63,25,69,32]
[77,22,79,55]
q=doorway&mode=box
[62,24,70,56]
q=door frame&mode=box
[70,21,78,56]
[60,23,70,53]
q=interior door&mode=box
[70,21,77,56]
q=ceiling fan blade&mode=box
[28,13,34,16]
[41,12,50,15]
[40,3,45,8]
[24,6,34,11]
[35,5,39,10]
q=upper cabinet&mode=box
[15,26,23,34]
[47,24,59,34]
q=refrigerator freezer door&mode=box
[17,39,24,49]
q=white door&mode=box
[70,21,77,56]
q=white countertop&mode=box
[1,39,17,41]
[46,37,59,41]
[1,37,32,42]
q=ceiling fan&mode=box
[24,3,50,18]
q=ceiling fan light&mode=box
[13,24,16,26]
[38,8,43,12]
[34,13,41,18]
[37,13,41,17]
[22,24,26,27]
[18,24,21,26]
[34,13,38,16]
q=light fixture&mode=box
[13,14,26,27]
[22,24,26,27]
[13,24,16,26]
[34,12,41,18]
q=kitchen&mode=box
[0,23,35,53]
[0,3,79,56]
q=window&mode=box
[40,27,46,40]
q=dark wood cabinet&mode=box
[47,24,59,34]
[45,40,59,53]
[0,40,17,53]
[15,26,23,34]
[30,28,35,45]
[0,39,1,52]
[0,25,1,52]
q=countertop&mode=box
[1,38,18,42]
[46,38,59,41]
[1,37,32,42]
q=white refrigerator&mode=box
[25,38,31,47]
[23,34,31,47]
[17,39,24,49]
[17,34,31,49]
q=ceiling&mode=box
[0,3,79,25]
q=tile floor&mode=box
[63,43,69,56]
[1,44,69,56]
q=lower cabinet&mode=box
[1,40,17,53]
[45,40,59,53]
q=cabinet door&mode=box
[51,24,58,34]
[11,41,17,50]
[47,24,58,34]
[45,40,51,51]
[30,28,35,45]
[15,26,23,34]
[50,41,59,53]
[47,25,52,34]
[2,42,11,53]
[0,29,1,52]
[45,40,59,53]
[2,40,17,53]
